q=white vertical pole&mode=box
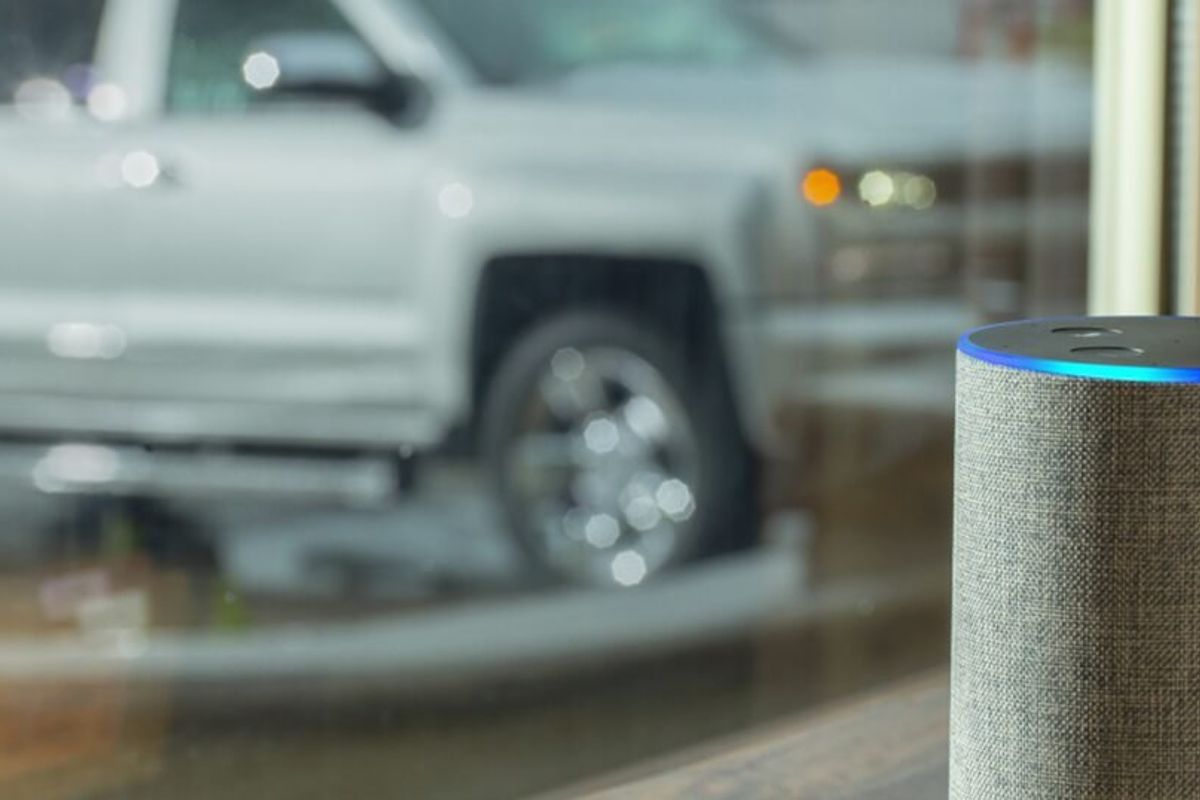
[1171,0,1200,313]
[1089,0,1168,314]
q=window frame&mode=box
[1088,0,1169,314]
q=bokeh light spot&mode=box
[802,168,841,207]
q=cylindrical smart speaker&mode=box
[951,317,1200,799]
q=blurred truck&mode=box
[0,0,1090,585]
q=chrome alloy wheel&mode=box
[505,345,702,587]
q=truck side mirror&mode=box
[242,32,416,119]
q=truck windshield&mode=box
[408,0,790,84]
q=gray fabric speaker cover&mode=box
[951,351,1200,798]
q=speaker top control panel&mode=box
[959,316,1200,383]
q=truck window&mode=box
[412,0,785,85]
[0,0,105,105]
[166,0,361,114]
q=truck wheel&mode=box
[482,310,757,586]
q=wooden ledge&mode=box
[578,668,948,800]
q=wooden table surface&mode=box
[579,668,949,799]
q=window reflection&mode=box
[0,0,1093,797]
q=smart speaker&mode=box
[951,316,1200,799]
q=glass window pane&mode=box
[0,0,1100,797]
[0,0,104,104]
[167,0,359,114]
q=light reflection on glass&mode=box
[437,181,474,219]
[241,51,281,90]
[120,150,161,189]
[856,170,937,210]
[622,395,667,442]
[584,513,621,548]
[858,170,895,207]
[801,167,842,207]
[903,174,937,209]
[621,489,661,532]
[610,550,648,587]
[655,478,694,521]
[14,77,72,122]
[86,82,127,122]
[31,444,120,493]
[583,416,620,454]
[46,321,127,360]
[550,347,586,381]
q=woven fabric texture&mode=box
[951,352,1200,799]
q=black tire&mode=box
[481,309,758,585]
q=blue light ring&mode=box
[956,332,1200,384]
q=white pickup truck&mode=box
[0,0,1090,585]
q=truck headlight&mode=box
[857,169,937,210]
